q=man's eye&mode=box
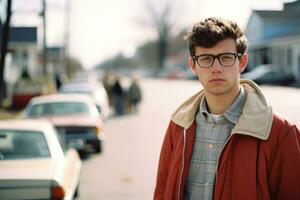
[199,56,211,61]
[221,55,234,60]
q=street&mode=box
[78,79,300,200]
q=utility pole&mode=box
[41,0,47,74]
[64,0,71,78]
[0,0,12,106]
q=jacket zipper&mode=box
[178,128,187,200]
[215,133,233,186]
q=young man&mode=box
[154,17,300,200]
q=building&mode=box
[46,46,65,75]
[245,0,300,82]
[1,27,39,82]
[1,27,58,109]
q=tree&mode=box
[141,0,180,75]
[0,0,12,107]
[65,56,84,78]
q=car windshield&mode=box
[0,130,50,160]
[27,102,90,117]
[60,90,94,99]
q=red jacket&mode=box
[154,80,300,200]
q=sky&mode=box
[11,0,289,69]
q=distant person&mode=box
[154,17,300,200]
[20,69,30,80]
[127,76,142,113]
[112,77,124,116]
[102,71,114,107]
[54,73,63,90]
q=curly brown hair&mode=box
[185,17,248,56]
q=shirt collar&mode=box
[199,86,246,124]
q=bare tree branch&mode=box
[140,0,181,74]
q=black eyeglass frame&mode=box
[192,52,243,68]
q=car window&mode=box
[28,102,90,117]
[0,130,50,160]
[54,129,68,154]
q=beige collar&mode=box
[171,80,273,140]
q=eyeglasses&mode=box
[192,52,242,68]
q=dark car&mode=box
[241,64,295,85]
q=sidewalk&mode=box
[0,109,21,120]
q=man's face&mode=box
[188,39,248,97]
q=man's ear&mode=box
[239,53,248,73]
[188,57,197,74]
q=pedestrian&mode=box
[102,70,114,108]
[127,76,142,113]
[154,17,300,200]
[112,76,124,116]
[54,73,62,90]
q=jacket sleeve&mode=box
[270,124,300,199]
[154,121,177,200]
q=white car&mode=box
[0,119,81,200]
[23,94,105,154]
[59,82,110,120]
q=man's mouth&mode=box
[209,78,226,82]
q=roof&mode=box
[254,9,300,19]
[284,0,300,10]
[47,46,64,56]
[28,94,95,104]
[0,27,37,43]
[60,82,100,91]
[253,0,300,18]
[0,119,53,132]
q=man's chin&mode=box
[205,86,229,96]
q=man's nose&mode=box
[210,58,223,72]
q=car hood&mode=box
[0,158,61,180]
[40,115,102,127]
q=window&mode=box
[28,102,90,117]
[0,130,50,160]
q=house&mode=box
[1,27,57,109]
[1,27,39,81]
[245,0,300,82]
[1,27,39,108]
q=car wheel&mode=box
[94,142,102,153]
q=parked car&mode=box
[22,94,105,154]
[0,119,81,200]
[241,64,295,85]
[59,82,110,120]
[166,70,185,79]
